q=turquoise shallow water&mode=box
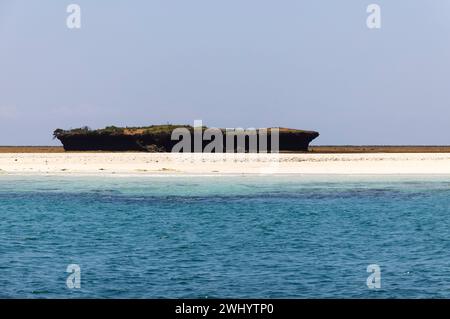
[1,175,450,298]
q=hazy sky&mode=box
[1,0,449,145]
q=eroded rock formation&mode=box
[53,125,319,152]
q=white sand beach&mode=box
[0,153,450,175]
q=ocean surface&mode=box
[1,174,450,298]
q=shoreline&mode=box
[1,153,450,175]
[2,146,450,153]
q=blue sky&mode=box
[0,0,449,145]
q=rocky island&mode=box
[53,125,319,152]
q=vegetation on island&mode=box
[53,125,194,138]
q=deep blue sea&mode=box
[1,174,450,298]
